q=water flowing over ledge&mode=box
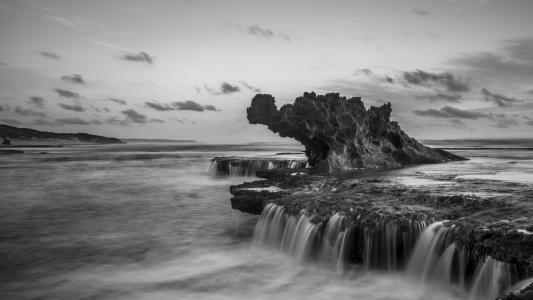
[253,204,529,300]
[208,156,308,176]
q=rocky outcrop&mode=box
[247,92,466,171]
[230,169,533,279]
[0,124,124,144]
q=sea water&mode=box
[1,141,532,300]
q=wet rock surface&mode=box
[247,92,466,171]
[230,168,533,278]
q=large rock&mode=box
[247,92,465,171]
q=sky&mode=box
[0,0,532,143]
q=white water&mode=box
[253,204,521,300]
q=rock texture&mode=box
[230,169,533,279]
[247,92,465,171]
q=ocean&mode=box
[1,141,532,300]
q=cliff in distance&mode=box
[247,92,465,171]
[0,124,124,144]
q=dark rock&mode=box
[0,124,123,144]
[498,281,533,300]
[2,138,11,145]
[247,92,466,172]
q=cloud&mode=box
[0,104,9,111]
[121,109,149,123]
[220,82,240,94]
[413,8,430,16]
[1,119,21,125]
[145,101,174,111]
[238,24,290,42]
[414,92,462,102]
[61,74,85,84]
[240,81,261,93]
[413,106,490,119]
[480,88,522,107]
[54,88,80,98]
[106,97,127,105]
[526,120,533,126]
[119,52,154,64]
[38,51,60,60]
[33,119,58,126]
[357,68,394,84]
[55,117,92,125]
[58,103,84,112]
[492,117,519,128]
[172,100,206,111]
[449,38,533,79]
[29,96,46,108]
[14,107,46,117]
[402,70,471,92]
[204,105,217,111]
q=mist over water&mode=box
[1,142,532,299]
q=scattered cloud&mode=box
[122,109,149,123]
[414,92,462,102]
[14,107,46,117]
[172,100,207,112]
[237,24,290,42]
[413,8,430,16]
[413,106,490,119]
[145,101,174,111]
[106,97,127,105]
[38,51,60,60]
[204,105,217,111]
[61,74,85,84]
[357,69,394,84]
[402,70,471,92]
[119,52,154,64]
[449,38,533,79]
[54,88,80,98]
[240,81,261,93]
[204,82,241,95]
[55,117,92,125]
[480,88,522,107]
[29,96,46,108]
[58,103,84,112]
[220,82,240,94]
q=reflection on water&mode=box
[0,143,531,299]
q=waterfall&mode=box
[407,221,450,280]
[363,220,426,271]
[468,256,513,300]
[253,204,349,269]
[209,158,307,176]
[254,208,524,298]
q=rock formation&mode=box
[247,92,465,171]
[0,124,124,144]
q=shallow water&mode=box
[0,143,531,299]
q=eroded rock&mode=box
[247,92,466,172]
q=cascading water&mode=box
[363,220,426,271]
[253,204,349,269]
[253,206,524,299]
[468,256,513,300]
[209,158,307,176]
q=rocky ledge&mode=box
[247,92,465,172]
[230,169,533,298]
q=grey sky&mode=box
[1,0,532,142]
